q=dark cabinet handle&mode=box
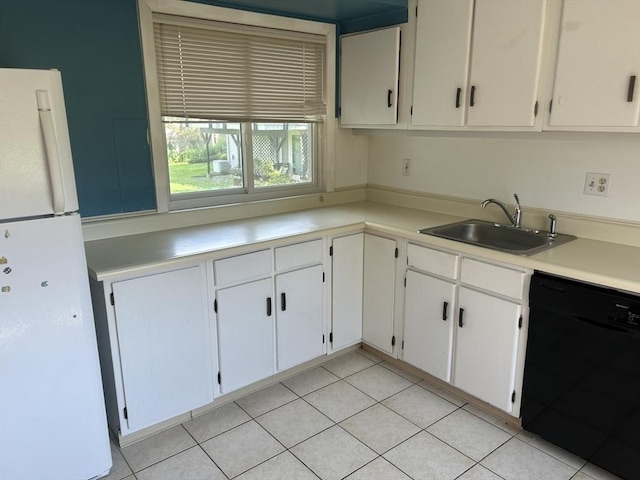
[455,88,461,108]
[459,308,464,327]
[387,89,393,108]
[442,301,448,321]
[281,292,287,311]
[266,297,272,317]
[628,75,636,102]
[469,86,475,107]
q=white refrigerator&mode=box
[0,69,112,479]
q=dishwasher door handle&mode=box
[572,314,630,334]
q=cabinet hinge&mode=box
[534,100,538,117]
[110,292,114,306]
[217,372,221,385]
[391,335,396,346]
[329,246,333,256]
[123,407,128,420]
[329,332,333,343]
[323,272,325,283]
[402,340,404,349]
[511,390,516,403]
[518,315,523,329]
[322,334,325,344]
[404,277,407,287]
[214,299,217,313]
[549,99,553,114]
[394,247,399,259]
[415,5,418,16]
[410,106,413,116]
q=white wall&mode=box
[333,126,369,189]
[367,132,640,222]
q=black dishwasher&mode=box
[521,272,640,480]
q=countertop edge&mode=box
[85,203,640,293]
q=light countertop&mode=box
[85,201,640,293]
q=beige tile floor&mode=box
[104,348,622,480]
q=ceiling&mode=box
[193,0,408,33]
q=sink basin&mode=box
[419,220,576,256]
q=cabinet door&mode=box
[412,0,474,127]
[466,0,546,127]
[363,234,397,355]
[331,233,364,351]
[275,265,324,370]
[340,27,400,125]
[454,287,521,412]
[403,271,456,382]
[549,0,640,127]
[112,266,213,432]
[216,278,274,394]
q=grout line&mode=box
[514,431,589,471]
[181,425,232,478]
[112,441,137,479]
[194,443,230,480]
[116,354,583,480]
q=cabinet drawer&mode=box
[408,244,459,280]
[461,258,525,300]
[214,250,271,285]
[275,239,323,271]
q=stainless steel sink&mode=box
[419,220,576,256]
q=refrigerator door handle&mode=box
[36,90,66,215]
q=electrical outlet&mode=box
[584,172,611,197]
[402,158,411,176]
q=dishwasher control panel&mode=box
[611,301,640,329]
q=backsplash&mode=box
[367,132,640,223]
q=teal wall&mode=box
[0,0,406,217]
[0,0,155,217]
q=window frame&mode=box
[138,0,336,213]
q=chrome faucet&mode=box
[481,194,522,228]
[548,214,557,238]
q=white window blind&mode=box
[153,14,326,123]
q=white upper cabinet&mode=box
[412,0,547,129]
[547,0,640,129]
[340,27,401,126]
[466,0,546,127]
[412,0,474,127]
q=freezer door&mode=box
[0,68,79,220]
[0,214,111,480]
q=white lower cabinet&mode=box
[215,238,326,393]
[453,287,522,413]
[216,278,275,394]
[110,265,214,433]
[330,233,364,352]
[92,226,535,442]
[403,270,456,382]
[363,233,398,355]
[401,244,530,416]
[275,265,324,370]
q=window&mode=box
[163,120,315,196]
[138,1,336,212]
